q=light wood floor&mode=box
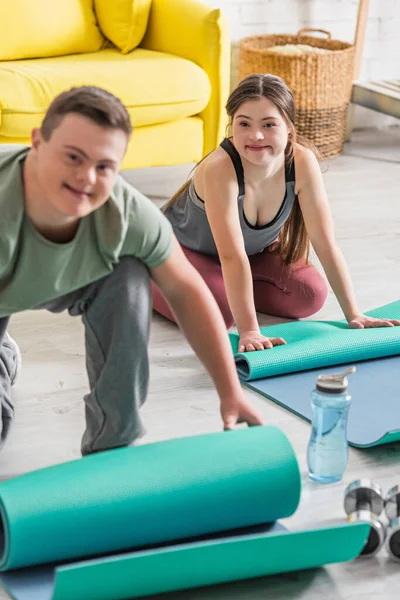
[1,128,400,599]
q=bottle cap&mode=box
[316,366,356,394]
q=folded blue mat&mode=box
[244,356,400,447]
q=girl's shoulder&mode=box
[293,142,317,166]
[293,142,321,189]
[195,144,239,188]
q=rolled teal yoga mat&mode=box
[229,301,400,447]
[230,301,400,381]
[0,427,369,599]
[0,427,300,571]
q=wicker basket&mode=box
[239,29,355,158]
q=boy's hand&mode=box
[152,239,265,430]
[221,394,264,430]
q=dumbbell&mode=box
[384,485,400,561]
[344,479,386,556]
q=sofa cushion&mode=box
[0,0,104,61]
[0,118,204,169]
[95,0,152,54]
[0,49,211,137]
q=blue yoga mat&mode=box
[229,301,400,448]
[245,355,400,448]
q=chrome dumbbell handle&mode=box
[348,510,386,555]
[385,485,400,521]
[344,480,384,516]
[344,480,386,556]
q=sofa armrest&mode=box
[141,0,230,157]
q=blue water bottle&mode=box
[307,366,356,484]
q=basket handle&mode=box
[297,28,332,40]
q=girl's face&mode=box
[231,97,290,166]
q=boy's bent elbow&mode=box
[154,258,206,304]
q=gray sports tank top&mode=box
[164,138,296,257]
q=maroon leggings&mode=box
[152,245,328,328]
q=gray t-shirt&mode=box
[164,138,296,256]
[0,147,173,318]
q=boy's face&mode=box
[30,113,128,221]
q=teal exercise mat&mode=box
[244,355,400,448]
[230,300,400,381]
[0,521,369,600]
[0,427,370,599]
[0,427,300,571]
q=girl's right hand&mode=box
[238,330,286,353]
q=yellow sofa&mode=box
[0,0,230,169]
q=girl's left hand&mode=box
[348,314,400,329]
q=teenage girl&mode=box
[153,74,400,352]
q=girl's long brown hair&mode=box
[164,74,322,264]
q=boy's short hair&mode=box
[40,86,132,140]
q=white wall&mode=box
[202,0,400,129]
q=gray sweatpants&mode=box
[0,256,152,455]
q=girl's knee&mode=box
[291,270,328,318]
